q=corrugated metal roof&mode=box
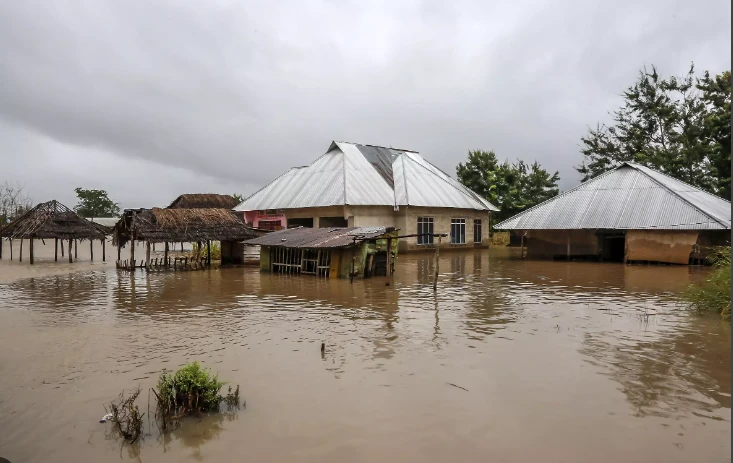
[243,226,391,248]
[495,163,731,230]
[87,217,119,228]
[235,141,498,212]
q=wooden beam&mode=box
[60,239,64,257]
[164,242,169,269]
[130,235,135,271]
[145,241,151,269]
[19,238,23,262]
[207,240,211,266]
[433,235,441,291]
[68,238,73,263]
[29,237,34,265]
[0,237,3,260]
[102,239,106,262]
[55,238,58,262]
[9,238,12,260]
[74,239,78,260]
[90,239,94,262]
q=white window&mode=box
[474,219,482,243]
[417,217,434,245]
[450,218,466,244]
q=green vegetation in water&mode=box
[191,241,221,260]
[490,231,510,246]
[105,387,144,443]
[151,361,240,431]
[682,246,731,320]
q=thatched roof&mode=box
[114,207,260,246]
[0,200,106,240]
[167,194,239,210]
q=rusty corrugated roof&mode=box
[243,227,393,248]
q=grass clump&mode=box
[682,246,731,320]
[490,231,510,246]
[152,361,239,431]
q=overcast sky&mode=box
[0,1,730,209]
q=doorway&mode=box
[598,230,626,262]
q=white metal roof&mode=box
[495,163,731,230]
[235,141,498,212]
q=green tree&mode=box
[456,150,559,222]
[578,64,731,199]
[232,193,244,203]
[74,188,120,218]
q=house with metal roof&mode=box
[235,141,498,252]
[494,162,731,265]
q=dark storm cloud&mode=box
[0,0,730,207]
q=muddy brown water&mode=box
[0,246,729,462]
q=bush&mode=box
[105,387,144,443]
[682,246,731,320]
[152,361,238,431]
[191,242,221,260]
[490,231,510,246]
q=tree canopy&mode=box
[577,64,731,199]
[74,188,120,218]
[456,150,560,223]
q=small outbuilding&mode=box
[244,226,399,279]
[0,200,106,264]
[494,163,731,265]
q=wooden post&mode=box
[55,238,58,262]
[74,239,78,260]
[207,240,211,266]
[184,256,188,269]
[68,239,73,263]
[29,237,34,265]
[130,235,135,272]
[0,238,3,260]
[60,239,64,257]
[164,242,169,268]
[145,241,151,269]
[9,238,12,260]
[117,242,121,262]
[102,239,106,262]
[90,239,94,262]
[520,233,525,259]
[19,238,23,262]
[433,235,441,291]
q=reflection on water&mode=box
[0,247,729,463]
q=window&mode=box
[258,220,282,231]
[417,217,434,245]
[474,219,482,243]
[450,218,466,244]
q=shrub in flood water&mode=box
[105,387,144,443]
[152,361,240,431]
[683,246,731,320]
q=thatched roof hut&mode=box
[167,194,239,210]
[114,208,258,247]
[0,200,105,240]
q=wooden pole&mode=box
[90,239,94,262]
[164,242,169,268]
[130,235,135,271]
[207,240,211,266]
[433,235,441,291]
[29,237,34,265]
[0,238,3,260]
[9,238,12,260]
[19,238,23,262]
[55,238,58,262]
[520,233,525,259]
[74,239,78,260]
[145,241,151,269]
[102,239,106,262]
[60,239,64,257]
[68,239,73,263]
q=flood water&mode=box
[0,246,729,462]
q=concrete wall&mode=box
[625,230,699,264]
[525,230,599,259]
[253,205,490,253]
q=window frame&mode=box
[474,219,482,243]
[450,218,466,244]
[417,216,434,245]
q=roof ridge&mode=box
[624,162,731,227]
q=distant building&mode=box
[235,141,498,252]
[494,163,731,265]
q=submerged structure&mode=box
[244,227,399,279]
[235,141,498,251]
[167,193,240,210]
[0,200,106,264]
[113,208,260,270]
[494,163,731,265]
